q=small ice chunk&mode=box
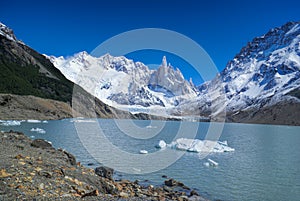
[30,128,46,134]
[155,140,167,149]
[146,125,157,129]
[42,120,48,123]
[207,158,218,167]
[219,140,228,146]
[27,120,41,123]
[73,119,96,123]
[132,168,141,172]
[139,150,148,154]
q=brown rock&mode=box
[81,189,99,198]
[0,169,12,178]
[31,139,53,149]
[119,191,129,198]
[62,150,77,166]
[190,189,199,196]
[18,161,26,165]
[95,166,114,180]
[164,178,177,187]
[39,171,52,178]
[15,154,24,159]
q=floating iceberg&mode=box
[146,125,157,129]
[27,120,41,123]
[207,158,218,166]
[139,150,148,154]
[155,140,167,149]
[167,138,235,153]
[0,120,22,126]
[30,128,46,134]
[70,118,97,123]
[42,120,48,123]
[204,159,219,167]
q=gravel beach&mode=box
[0,131,208,201]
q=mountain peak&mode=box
[162,56,167,67]
[210,21,300,111]
[0,22,19,43]
[225,21,300,72]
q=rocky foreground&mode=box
[0,131,207,201]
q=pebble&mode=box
[119,191,129,198]
[39,183,45,190]
[0,169,12,178]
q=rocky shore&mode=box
[0,131,208,200]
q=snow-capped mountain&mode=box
[0,22,24,44]
[47,21,299,124]
[46,53,197,114]
[176,21,300,120]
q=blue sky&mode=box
[1,0,300,85]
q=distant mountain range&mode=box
[1,21,299,125]
[46,52,197,115]
[46,21,300,125]
[0,22,159,120]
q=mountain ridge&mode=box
[177,21,300,125]
[1,20,299,125]
[47,52,197,113]
[47,21,300,125]
[0,21,164,121]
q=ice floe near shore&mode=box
[0,120,49,126]
[30,128,46,134]
[156,138,235,153]
[70,118,97,123]
[0,120,22,126]
[27,120,41,123]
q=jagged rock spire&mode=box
[162,56,167,67]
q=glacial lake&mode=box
[1,119,300,201]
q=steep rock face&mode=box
[149,56,196,96]
[0,94,74,120]
[0,22,73,103]
[0,22,18,42]
[219,21,300,111]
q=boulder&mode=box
[190,190,199,196]
[30,139,52,149]
[95,166,114,180]
[164,178,177,187]
[63,150,76,166]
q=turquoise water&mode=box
[1,119,300,201]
